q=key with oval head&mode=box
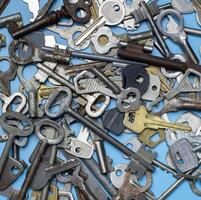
[44,86,154,171]
[18,119,64,200]
[75,0,125,46]
[123,106,192,134]
[0,112,34,178]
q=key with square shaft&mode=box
[123,106,192,134]
[12,0,91,39]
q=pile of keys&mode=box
[0,0,201,199]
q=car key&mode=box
[18,119,64,200]
[0,112,33,178]
[75,0,125,46]
[12,0,91,39]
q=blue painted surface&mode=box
[0,0,201,199]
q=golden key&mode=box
[123,106,192,134]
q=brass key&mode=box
[123,106,192,134]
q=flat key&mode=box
[0,112,33,177]
[123,106,192,134]
[75,0,125,46]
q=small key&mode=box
[75,0,125,46]
[0,112,33,178]
[18,119,64,200]
[123,106,192,134]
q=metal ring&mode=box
[35,119,64,145]
[157,9,184,37]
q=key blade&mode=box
[74,16,106,46]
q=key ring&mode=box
[35,119,64,145]
[157,9,185,42]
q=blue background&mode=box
[0,0,201,199]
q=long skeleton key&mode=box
[123,106,192,134]
[75,0,125,46]
[18,119,64,200]
[0,112,33,178]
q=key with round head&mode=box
[123,106,192,134]
[18,119,64,200]
[75,0,125,46]
[0,112,34,178]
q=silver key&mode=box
[75,0,125,46]
[171,0,194,13]
[157,9,199,64]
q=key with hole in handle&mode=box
[12,0,91,39]
[0,112,34,178]
[123,106,192,134]
[75,0,125,46]
[18,119,64,200]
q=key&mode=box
[12,0,91,38]
[169,139,199,172]
[157,9,199,64]
[61,150,116,199]
[74,0,125,46]
[30,184,58,200]
[118,44,201,74]
[37,126,57,200]
[0,92,27,113]
[0,56,18,96]
[123,106,192,134]
[58,164,96,200]
[31,159,80,190]
[18,119,64,200]
[61,126,94,159]
[17,66,42,118]
[44,86,154,171]
[0,112,33,178]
